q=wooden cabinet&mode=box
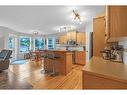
[44,51,72,75]
[58,31,85,45]
[93,6,127,56]
[93,16,106,57]
[59,35,67,44]
[83,71,127,89]
[82,57,127,89]
[76,32,85,45]
[75,51,85,65]
[67,31,76,41]
[107,6,127,41]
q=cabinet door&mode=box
[59,36,62,44]
[67,31,76,41]
[77,32,85,45]
[75,51,85,65]
[82,32,85,45]
[108,6,127,39]
[59,35,67,44]
[63,35,67,44]
[76,33,81,44]
[93,16,106,57]
[71,31,76,41]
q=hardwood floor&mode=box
[0,70,32,89]
[8,60,83,89]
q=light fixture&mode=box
[33,31,38,35]
[59,26,75,32]
[72,10,83,24]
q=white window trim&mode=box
[19,36,31,53]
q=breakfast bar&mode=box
[43,50,73,75]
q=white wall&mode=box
[85,21,93,63]
[119,41,127,49]
[119,41,127,64]
[0,36,4,51]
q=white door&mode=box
[86,32,92,63]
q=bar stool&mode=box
[48,53,60,77]
[40,53,48,74]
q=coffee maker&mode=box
[110,45,123,62]
[100,45,123,62]
[100,47,111,60]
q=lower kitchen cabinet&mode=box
[83,57,127,89]
[75,51,86,65]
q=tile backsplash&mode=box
[119,41,127,64]
[119,41,127,49]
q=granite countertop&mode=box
[43,49,84,52]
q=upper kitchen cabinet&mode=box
[57,31,85,45]
[59,35,67,44]
[67,31,76,41]
[76,32,85,45]
[107,6,127,42]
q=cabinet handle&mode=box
[105,34,107,36]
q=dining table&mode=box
[31,50,44,63]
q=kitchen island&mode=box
[43,50,73,75]
[82,56,127,89]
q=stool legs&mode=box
[41,58,49,74]
[50,62,58,77]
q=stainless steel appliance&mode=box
[67,40,76,45]
[110,45,123,62]
[100,49,111,60]
[100,45,123,62]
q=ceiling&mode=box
[0,6,105,35]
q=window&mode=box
[34,38,44,50]
[19,36,31,53]
[47,38,55,50]
[8,37,14,49]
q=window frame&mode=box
[34,37,45,50]
[19,36,31,53]
[47,37,55,50]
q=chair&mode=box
[0,50,12,71]
[28,51,36,61]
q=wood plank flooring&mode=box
[8,60,83,89]
[0,70,32,89]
